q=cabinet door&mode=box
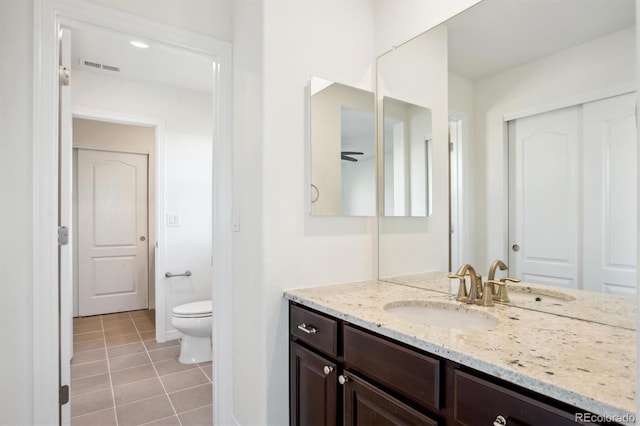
[342,372,438,426]
[290,342,338,426]
[453,369,578,426]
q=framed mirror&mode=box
[377,0,637,306]
[309,77,376,216]
[383,96,433,217]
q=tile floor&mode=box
[71,310,213,426]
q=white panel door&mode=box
[509,107,580,288]
[582,93,637,295]
[78,149,149,316]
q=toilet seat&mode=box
[172,300,212,318]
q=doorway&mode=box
[33,2,233,424]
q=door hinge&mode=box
[59,65,70,86]
[449,142,454,152]
[58,226,69,246]
[59,385,70,405]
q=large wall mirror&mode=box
[378,0,637,306]
[309,77,376,216]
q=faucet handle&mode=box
[502,277,521,284]
[487,280,509,303]
[448,274,468,302]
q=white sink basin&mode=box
[383,300,500,330]
[507,286,576,304]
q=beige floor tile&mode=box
[107,341,146,358]
[74,339,106,353]
[143,339,180,352]
[160,368,209,393]
[71,388,114,418]
[153,359,198,376]
[102,312,132,323]
[113,377,165,406]
[139,331,156,341]
[71,407,117,426]
[148,346,180,363]
[71,373,111,396]
[140,415,180,426]
[71,348,107,365]
[134,322,156,332]
[110,352,152,372]
[168,383,212,414]
[71,359,109,380]
[106,333,142,347]
[74,331,104,343]
[116,394,174,426]
[178,405,213,426]
[103,318,135,330]
[130,309,155,319]
[105,324,140,338]
[110,364,157,387]
[200,363,213,381]
[74,322,103,334]
[73,316,102,327]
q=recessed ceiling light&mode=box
[130,40,150,49]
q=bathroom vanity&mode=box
[285,278,636,425]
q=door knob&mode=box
[323,366,333,375]
[493,415,507,426]
[338,375,349,385]
[512,244,520,252]
[140,236,146,241]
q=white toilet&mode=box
[171,300,212,364]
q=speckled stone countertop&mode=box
[382,271,637,330]
[284,278,636,421]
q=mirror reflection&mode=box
[309,77,376,216]
[383,97,433,217]
[377,0,637,306]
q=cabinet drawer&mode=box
[343,371,438,426]
[453,369,578,426]
[290,304,338,357]
[343,325,440,410]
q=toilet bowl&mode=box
[171,300,212,364]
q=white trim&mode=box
[71,107,168,341]
[503,83,637,121]
[33,2,234,425]
[448,109,467,269]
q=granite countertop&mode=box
[284,278,636,422]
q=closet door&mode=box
[582,93,637,295]
[508,106,580,288]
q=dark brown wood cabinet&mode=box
[289,301,613,426]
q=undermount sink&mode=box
[383,300,500,330]
[507,286,576,304]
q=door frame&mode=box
[32,1,233,424]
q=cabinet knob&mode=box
[323,366,334,375]
[338,375,349,385]
[493,415,507,426]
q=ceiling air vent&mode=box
[79,58,120,73]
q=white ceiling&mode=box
[446,0,636,80]
[70,25,214,93]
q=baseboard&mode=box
[149,301,156,309]
[163,329,182,342]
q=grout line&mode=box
[131,311,184,426]
[102,314,120,426]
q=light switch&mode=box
[167,214,182,227]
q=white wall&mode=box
[261,1,377,424]
[471,27,636,271]
[377,26,450,277]
[374,0,481,54]
[0,1,34,423]
[84,0,233,42]
[71,69,214,338]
